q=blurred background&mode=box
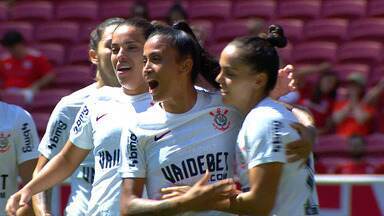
[0,0,383,215]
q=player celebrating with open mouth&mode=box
[119,22,316,216]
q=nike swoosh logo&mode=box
[96,113,108,122]
[154,130,171,141]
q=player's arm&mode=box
[6,141,89,215]
[32,100,71,216]
[225,163,283,215]
[219,115,289,215]
[16,159,38,216]
[6,103,94,215]
[121,173,235,216]
[32,156,52,216]
[274,102,316,162]
[269,65,295,100]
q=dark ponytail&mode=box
[230,24,287,94]
[148,21,220,89]
[267,25,287,48]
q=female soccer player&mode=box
[0,101,39,216]
[119,23,316,216]
[32,17,125,216]
[213,25,319,215]
[6,18,154,216]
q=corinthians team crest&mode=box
[210,108,231,131]
[0,132,11,153]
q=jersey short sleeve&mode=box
[240,109,289,169]
[38,99,72,159]
[119,127,146,178]
[14,108,40,164]
[69,102,93,150]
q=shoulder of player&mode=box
[245,104,285,128]
[87,86,122,102]
[6,103,34,125]
[55,85,96,109]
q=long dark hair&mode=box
[148,21,220,89]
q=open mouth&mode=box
[117,65,132,73]
[148,80,159,92]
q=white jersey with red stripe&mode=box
[69,86,152,216]
[0,101,39,214]
[120,90,242,216]
[236,97,319,216]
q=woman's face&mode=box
[111,25,147,94]
[216,44,259,109]
[96,24,120,87]
[142,35,186,102]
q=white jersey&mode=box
[69,86,152,216]
[236,97,319,216]
[120,90,242,216]
[0,101,39,214]
[38,83,97,216]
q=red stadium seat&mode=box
[304,19,348,42]
[337,41,382,65]
[232,0,276,19]
[368,1,384,17]
[272,19,304,43]
[9,1,53,21]
[370,66,384,86]
[208,42,227,58]
[32,43,65,65]
[333,64,370,82]
[148,1,188,20]
[0,2,8,21]
[278,43,293,64]
[79,22,99,43]
[292,42,337,64]
[67,44,90,65]
[189,1,231,20]
[31,112,50,137]
[314,134,349,156]
[213,20,249,42]
[99,1,134,20]
[348,18,384,41]
[0,92,29,108]
[31,89,72,113]
[56,1,98,21]
[190,20,213,45]
[54,65,94,90]
[322,0,366,19]
[0,22,34,42]
[277,0,320,20]
[35,22,80,44]
[365,134,384,155]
